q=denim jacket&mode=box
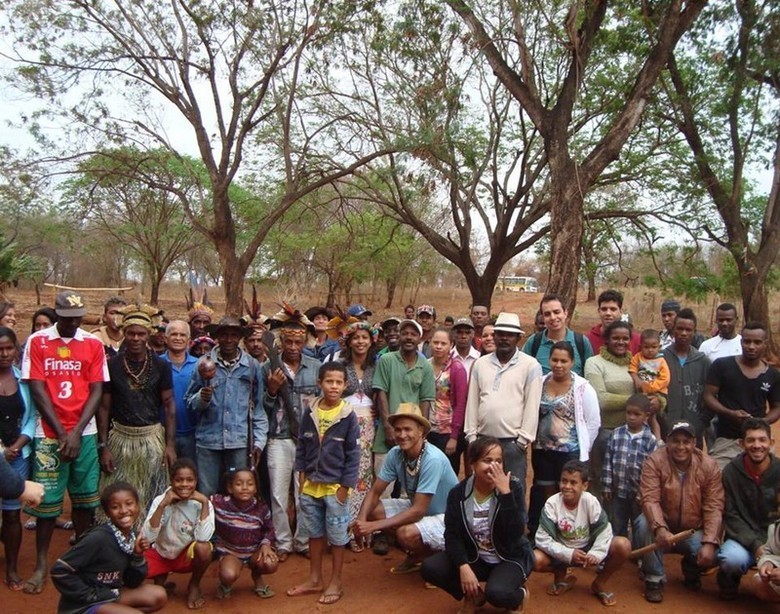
[261,355,321,440]
[186,348,268,451]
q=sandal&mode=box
[390,558,422,575]
[547,574,577,596]
[349,539,364,553]
[592,589,616,607]
[215,584,232,600]
[253,584,275,599]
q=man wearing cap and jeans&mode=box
[186,316,267,496]
[416,305,436,358]
[450,318,480,373]
[635,420,724,603]
[352,405,458,573]
[22,290,109,594]
[465,312,543,482]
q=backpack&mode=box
[528,330,586,365]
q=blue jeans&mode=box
[634,513,709,583]
[717,539,755,589]
[611,496,642,546]
[498,438,528,484]
[175,433,196,462]
[195,446,249,496]
[299,493,350,546]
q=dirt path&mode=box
[2,523,769,613]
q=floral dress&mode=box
[343,361,376,522]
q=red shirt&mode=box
[22,325,109,438]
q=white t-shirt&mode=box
[698,335,742,362]
[472,495,500,564]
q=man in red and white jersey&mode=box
[20,290,109,595]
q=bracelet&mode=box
[97,442,107,450]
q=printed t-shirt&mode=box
[22,325,109,438]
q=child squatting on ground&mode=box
[533,459,631,607]
[212,468,279,599]
[141,458,214,610]
[286,361,360,605]
[51,481,167,614]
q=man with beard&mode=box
[717,419,780,600]
[464,313,542,481]
[704,322,780,468]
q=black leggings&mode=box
[421,552,527,609]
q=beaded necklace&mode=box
[122,350,151,390]
[401,441,426,497]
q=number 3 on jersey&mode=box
[58,381,73,399]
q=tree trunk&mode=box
[587,274,596,302]
[385,278,396,309]
[463,271,496,314]
[547,154,585,317]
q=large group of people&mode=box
[0,288,779,613]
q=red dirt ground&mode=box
[2,286,777,612]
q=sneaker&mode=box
[644,580,663,603]
[682,575,701,591]
[372,533,390,555]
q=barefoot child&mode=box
[534,460,630,607]
[287,362,359,605]
[51,481,167,613]
[141,458,214,609]
[601,394,658,541]
[629,329,669,439]
[212,468,278,600]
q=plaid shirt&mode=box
[602,424,658,499]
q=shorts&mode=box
[26,435,100,517]
[1,453,30,511]
[299,492,350,546]
[383,498,445,551]
[145,541,212,578]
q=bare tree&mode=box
[1,0,393,314]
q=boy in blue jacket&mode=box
[287,361,360,605]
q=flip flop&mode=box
[253,584,275,599]
[390,560,422,574]
[215,584,232,600]
[349,539,364,553]
[286,584,323,597]
[547,574,577,596]
[592,589,616,607]
[22,577,46,595]
[56,519,74,530]
[318,590,343,605]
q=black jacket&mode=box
[444,475,534,579]
[723,452,780,553]
[51,524,147,614]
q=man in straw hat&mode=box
[352,404,458,575]
[186,316,267,496]
[21,290,109,594]
[97,304,177,518]
[465,312,542,483]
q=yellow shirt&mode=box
[302,401,347,498]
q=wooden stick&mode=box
[629,528,696,559]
